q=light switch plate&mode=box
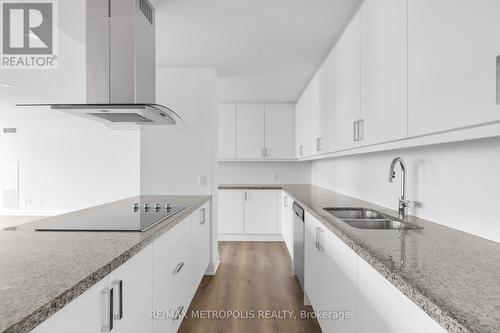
[198,176,207,186]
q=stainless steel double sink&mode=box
[324,208,423,230]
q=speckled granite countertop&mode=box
[0,195,210,333]
[219,184,500,333]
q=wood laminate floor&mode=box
[179,241,322,333]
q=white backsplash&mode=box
[311,137,500,243]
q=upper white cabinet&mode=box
[217,104,237,159]
[408,0,500,137]
[335,12,362,151]
[360,0,408,145]
[265,104,294,159]
[237,104,266,159]
[218,103,294,160]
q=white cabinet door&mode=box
[304,213,322,310]
[305,212,357,333]
[218,104,237,159]
[357,257,446,333]
[237,104,265,159]
[323,49,337,153]
[244,190,278,234]
[295,98,306,158]
[153,228,193,333]
[361,0,408,145]
[192,202,211,282]
[108,246,153,333]
[31,277,110,333]
[309,69,326,155]
[218,190,244,234]
[265,104,294,159]
[335,12,362,151]
[280,192,294,260]
[408,0,500,137]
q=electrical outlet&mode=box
[272,171,279,180]
[198,176,207,186]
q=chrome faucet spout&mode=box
[388,157,408,219]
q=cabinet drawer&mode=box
[153,216,191,265]
[153,232,192,333]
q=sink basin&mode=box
[342,219,419,230]
[324,208,386,220]
[323,208,422,230]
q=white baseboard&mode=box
[205,260,220,276]
[218,233,284,242]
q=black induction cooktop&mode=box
[35,197,185,232]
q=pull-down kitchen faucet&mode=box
[388,157,410,220]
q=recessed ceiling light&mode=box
[255,49,264,55]
[1,83,13,88]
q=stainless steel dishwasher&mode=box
[293,202,305,291]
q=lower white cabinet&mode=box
[192,202,211,282]
[31,274,115,333]
[280,192,294,259]
[305,212,446,333]
[305,212,357,333]
[357,257,446,333]
[244,190,278,234]
[218,190,279,237]
[32,203,211,333]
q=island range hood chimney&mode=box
[18,0,184,130]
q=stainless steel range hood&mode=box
[17,0,185,130]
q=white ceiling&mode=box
[151,0,362,102]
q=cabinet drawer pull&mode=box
[318,229,325,252]
[358,119,364,141]
[174,262,185,274]
[101,287,114,332]
[174,305,185,320]
[112,280,123,320]
[200,208,206,225]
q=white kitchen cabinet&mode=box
[192,202,211,281]
[244,190,278,234]
[335,12,362,151]
[323,50,337,153]
[357,257,446,333]
[236,104,266,159]
[107,246,153,333]
[265,104,294,159]
[33,246,154,333]
[304,212,357,333]
[218,104,237,159]
[280,192,294,259]
[308,69,326,156]
[218,190,280,237]
[295,95,308,158]
[217,190,245,234]
[153,225,193,333]
[408,0,500,137]
[361,0,408,145]
[31,277,110,333]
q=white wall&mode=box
[217,161,311,185]
[0,0,141,214]
[140,68,218,195]
[311,137,500,243]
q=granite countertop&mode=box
[219,184,500,333]
[0,195,210,333]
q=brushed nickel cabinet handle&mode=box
[174,262,185,274]
[101,287,114,332]
[112,280,123,321]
